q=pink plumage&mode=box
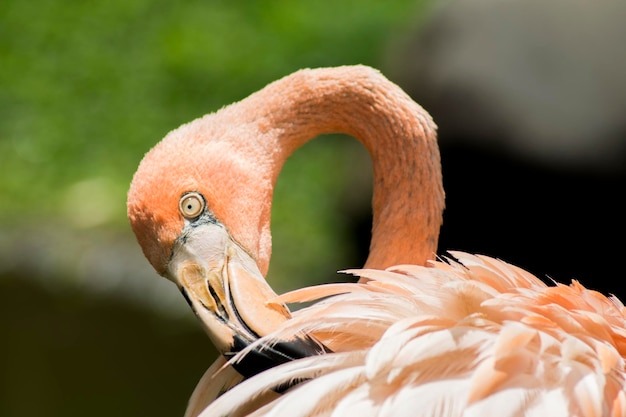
[127,66,626,417]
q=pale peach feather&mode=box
[189,252,626,417]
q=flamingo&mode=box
[127,65,626,417]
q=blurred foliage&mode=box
[0,0,422,219]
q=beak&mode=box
[167,222,329,379]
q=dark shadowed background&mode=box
[1,0,624,415]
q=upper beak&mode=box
[167,222,329,379]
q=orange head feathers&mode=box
[127,112,276,277]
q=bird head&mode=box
[127,111,301,360]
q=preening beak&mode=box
[167,221,329,379]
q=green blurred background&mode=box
[3,0,625,416]
[0,1,428,416]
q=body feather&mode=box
[193,253,626,416]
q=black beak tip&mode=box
[226,334,332,385]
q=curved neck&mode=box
[228,66,444,271]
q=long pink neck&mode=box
[226,66,444,271]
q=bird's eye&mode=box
[179,192,205,219]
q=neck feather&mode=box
[222,65,444,271]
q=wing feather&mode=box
[198,352,365,417]
[187,253,626,416]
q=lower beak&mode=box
[168,223,329,379]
